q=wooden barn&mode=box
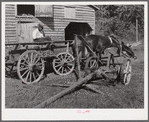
[5,4,99,43]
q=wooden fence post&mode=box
[74,35,81,79]
[136,18,138,42]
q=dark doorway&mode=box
[65,22,92,40]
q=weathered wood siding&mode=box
[76,5,95,33]
[5,4,96,43]
[5,4,17,43]
[35,5,53,17]
[53,5,96,40]
[17,23,37,43]
[53,5,95,29]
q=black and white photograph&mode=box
[2,1,148,120]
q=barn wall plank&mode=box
[5,4,17,43]
[53,5,95,33]
[35,5,53,17]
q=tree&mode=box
[95,5,144,42]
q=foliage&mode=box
[95,5,144,42]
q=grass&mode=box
[47,61,144,108]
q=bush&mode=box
[95,5,144,43]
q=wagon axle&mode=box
[28,63,35,71]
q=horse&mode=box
[82,34,137,59]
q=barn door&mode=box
[17,23,37,43]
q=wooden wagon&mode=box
[5,39,75,84]
[5,34,135,86]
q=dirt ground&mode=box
[5,44,144,108]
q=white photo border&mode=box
[2,1,148,120]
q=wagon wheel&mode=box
[120,59,132,85]
[101,56,120,80]
[82,56,99,78]
[107,64,120,80]
[17,50,45,85]
[53,52,75,75]
[85,57,98,71]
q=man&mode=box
[32,23,52,42]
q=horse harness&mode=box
[106,36,123,55]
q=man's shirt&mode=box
[32,28,44,39]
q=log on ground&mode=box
[34,70,99,108]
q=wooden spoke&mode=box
[66,65,71,71]
[64,53,69,61]
[55,63,63,68]
[65,55,71,62]
[66,65,73,72]
[57,66,62,72]
[67,62,73,66]
[20,67,29,72]
[64,68,68,73]
[61,67,64,74]
[27,53,31,63]
[30,72,32,83]
[30,52,33,63]
[20,63,28,66]
[24,53,28,61]
[24,71,30,83]
[32,72,36,81]
[37,66,42,71]
[22,56,29,64]
[36,62,43,66]
[66,60,74,63]
[64,53,67,60]
[34,57,41,64]
[21,69,29,77]
[32,53,38,63]
[54,60,62,63]
[36,70,40,77]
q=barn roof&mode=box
[88,5,99,11]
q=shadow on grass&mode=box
[5,58,56,81]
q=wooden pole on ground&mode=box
[34,70,99,108]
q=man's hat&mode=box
[38,23,44,29]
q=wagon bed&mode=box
[5,39,75,84]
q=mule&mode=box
[84,34,137,59]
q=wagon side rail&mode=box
[5,40,74,46]
[5,40,74,54]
